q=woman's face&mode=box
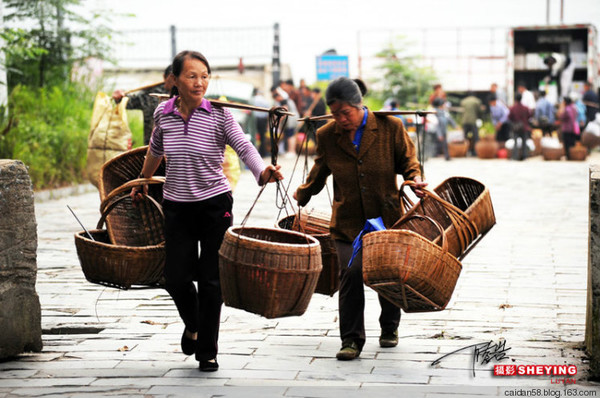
[175,57,210,104]
[329,101,364,132]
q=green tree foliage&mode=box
[373,37,437,108]
[2,0,113,88]
[0,0,116,189]
[0,83,93,189]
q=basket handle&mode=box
[97,192,164,230]
[393,214,448,254]
[398,180,417,215]
[396,180,479,254]
[100,177,165,213]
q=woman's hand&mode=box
[129,184,148,206]
[112,89,125,103]
[411,176,428,198]
[259,164,284,185]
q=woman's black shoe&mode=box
[181,329,196,356]
[199,358,219,372]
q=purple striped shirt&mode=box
[149,97,266,202]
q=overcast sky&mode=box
[94,0,600,84]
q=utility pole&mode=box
[170,25,177,60]
[272,23,281,87]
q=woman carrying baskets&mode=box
[294,77,427,360]
[132,50,283,372]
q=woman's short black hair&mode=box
[172,50,211,77]
[325,77,366,108]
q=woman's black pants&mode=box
[162,193,233,361]
[334,240,401,351]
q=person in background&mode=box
[112,65,174,145]
[293,77,427,361]
[280,79,303,115]
[488,82,507,105]
[508,93,532,160]
[428,83,446,105]
[534,90,555,137]
[433,97,457,160]
[272,86,299,157]
[572,93,587,136]
[460,92,483,156]
[489,94,511,145]
[133,50,283,372]
[583,81,599,128]
[517,82,536,112]
[251,87,270,157]
[558,96,579,160]
[299,80,313,116]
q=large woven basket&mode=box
[395,177,495,260]
[448,141,468,158]
[542,146,564,161]
[568,143,587,161]
[74,194,165,290]
[277,209,339,296]
[363,215,462,312]
[219,226,322,318]
[99,146,166,246]
[582,131,600,149]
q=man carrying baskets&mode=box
[294,77,427,361]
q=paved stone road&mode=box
[2,153,600,397]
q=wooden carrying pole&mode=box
[147,94,295,116]
[124,81,164,95]
[298,110,436,122]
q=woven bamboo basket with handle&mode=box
[219,226,322,319]
[99,146,166,246]
[395,177,495,260]
[277,208,339,296]
[363,214,462,312]
[100,177,166,246]
[74,191,165,289]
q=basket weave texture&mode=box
[542,147,564,161]
[219,226,322,318]
[394,177,495,260]
[74,193,165,289]
[448,141,468,158]
[363,215,462,312]
[99,146,166,246]
[568,144,587,161]
[277,210,339,296]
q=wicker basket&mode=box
[74,194,165,289]
[363,215,462,312]
[542,146,564,161]
[395,177,495,260]
[99,146,166,246]
[448,141,469,158]
[582,131,600,149]
[277,209,339,296]
[219,226,322,318]
[568,143,587,161]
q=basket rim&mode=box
[99,146,149,198]
[227,226,321,248]
[363,229,461,266]
[436,175,485,189]
[276,214,330,238]
[74,229,165,250]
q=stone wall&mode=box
[0,160,42,358]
